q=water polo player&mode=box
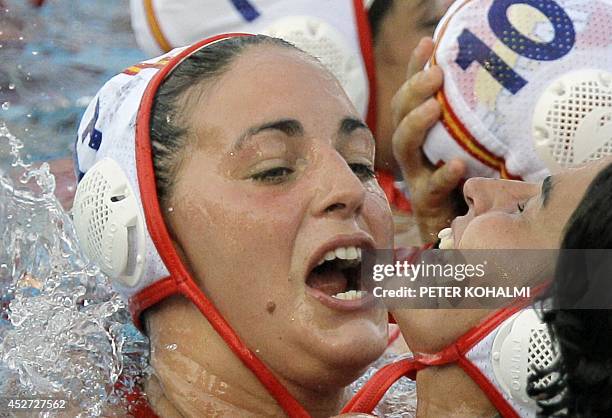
[72,33,394,417]
[349,0,612,415]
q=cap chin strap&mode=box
[342,289,548,417]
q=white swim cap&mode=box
[129,0,375,122]
[425,0,612,181]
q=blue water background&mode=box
[0,0,145,165]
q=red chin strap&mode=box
[351,0,413,215]
[342,288,550,417]
[353,0,377,135]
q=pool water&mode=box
[0,2,151,415]
[0,0,145,165]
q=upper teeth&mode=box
[318,246,362,266]
[438,228,454,250]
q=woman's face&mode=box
[394,160,609,355]
[165,45,394,388]
[451,161,610,249]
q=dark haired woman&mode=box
[528,163,612,418]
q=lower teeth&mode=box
[332,290,367,300]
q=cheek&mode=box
[170,180,306,319]
[363,182,394,248]
[459,215,529,249]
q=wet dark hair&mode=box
[368,0,394,42]
[528,162,612,417]
[149,35,298,203]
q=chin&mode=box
[296,318,388,388]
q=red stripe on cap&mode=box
[133,33,310,417]
[353,0,378,134]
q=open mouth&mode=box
[305,246,368,302]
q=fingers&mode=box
[427,158,466,206]
[392,97,441,179]
[406,37,435,79]
[391,65,443,127]
[391,37,439,127]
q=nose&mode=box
[310,151,366,219]
[462,177,537,216]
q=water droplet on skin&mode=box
[167,207,174,213]
[2,102,9,110]
[255,349,260,354]
[165,344,177,351]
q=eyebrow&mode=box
[541,175,555,207]
[340,117,369,136]
[233,117,370,151]
[233,119,304,152]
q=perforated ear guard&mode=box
[532,69,612,172]
[491,309,558,408]
[72,158,146,287]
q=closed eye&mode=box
[251,167,294,184]
[349,163,376,181]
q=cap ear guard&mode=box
[491,309,558,408]
[532,69,612,172]
[72,158,146,287]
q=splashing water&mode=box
[0,122,149,417]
